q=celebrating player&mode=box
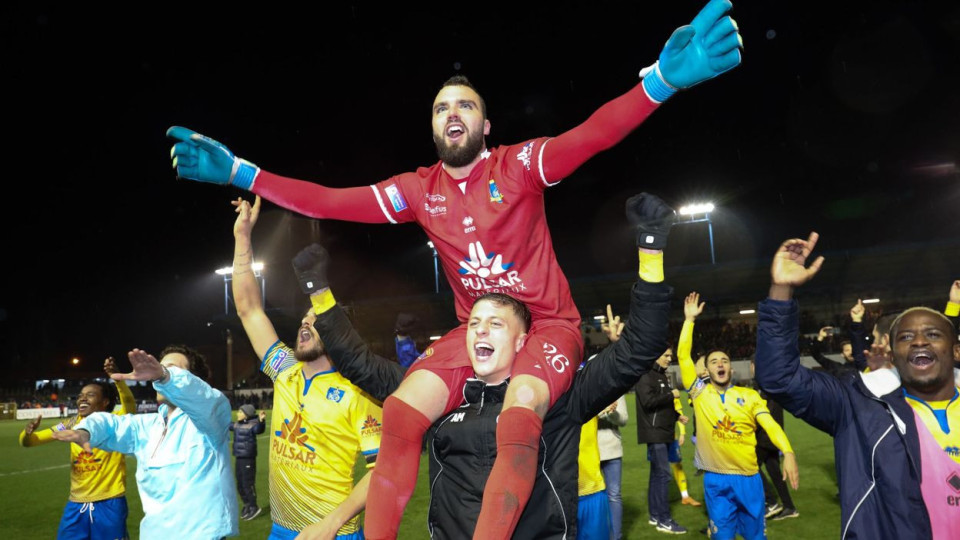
[168,3,742,536]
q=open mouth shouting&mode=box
[446,123,465,142]
[907,349,936,371]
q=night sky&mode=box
[2,1,958,376]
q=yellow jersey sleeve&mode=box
[577,417,606,496]
[115,380,136,415]
[678,320,698,392]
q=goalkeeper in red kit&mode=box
[168,3,743,537]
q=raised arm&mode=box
[292,244,406,401]
[568,193,675,421]
[848,299,869,372]
[541,0,743,182]
[678,292,705,390]
[105,357,136,414]
[19,415,55,447]
[756,233,849,435]
[229,196,282,362]
[809,327,840,375]
[946,280,959,333]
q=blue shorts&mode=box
[577,490,611,540]
[270,522,364,540]
[703,472,766,540]
[57,496,128,540]
[647,440,682,463]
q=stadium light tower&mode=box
[215,262,265,314]
[677,202,716,265]
[427,241,440,293]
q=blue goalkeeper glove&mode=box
[640,0,743,102]
[166,126,260,190]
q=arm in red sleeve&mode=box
[541,83,660,183]
[252,170,391,224]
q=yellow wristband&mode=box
[946,302,960,318]
[310,289,337,314]
[638,250,664,283]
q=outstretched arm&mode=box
[167,127,390,223]
[541,0,743,183]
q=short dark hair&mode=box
[706,349,731,361]
[874,313,899,337]
[440,75,487,119]
[85,381,117,412]
[473,293,531,331]
[840,339,851,348]
[159,344,212,383]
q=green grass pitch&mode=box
[2,397,841,538]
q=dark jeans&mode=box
[236,456,258,510]
[648,443,672,522]
[756,446,794,509]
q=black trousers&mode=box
[756,446,794,509]
[235,456,258,510]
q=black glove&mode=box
[292,243,331,295]
[626,192,677,250]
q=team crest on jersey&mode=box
[516,141,534,171]
[385,184,408,213]
[361,415,382,436]
[326,387,346,403]
[415,347,434,364]
[736,397,745,407]
[488,179,504,203]
[947,447,960,459]
[463,216,476,234]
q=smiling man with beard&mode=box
[756,232,960,540]
[230,196,382,540]
[678,292,799,540]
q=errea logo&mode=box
[463,216,476,234]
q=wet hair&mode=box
[473,293,531,332]
[159,344,212,383]
[84,381,117,412]
[440,75,487,119]
[890,307,958,343]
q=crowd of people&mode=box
[13,2,959,539]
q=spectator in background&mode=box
[394,312,421,368]
[231,403,267,521]
[20,357,136,540]
[635,347,688,534]
[597,303,628,540]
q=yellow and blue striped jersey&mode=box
[905,387,960,464]
[677,320,770,475]
[19,381,135,502]
[263,340,383,534]
[578,417,606,496]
